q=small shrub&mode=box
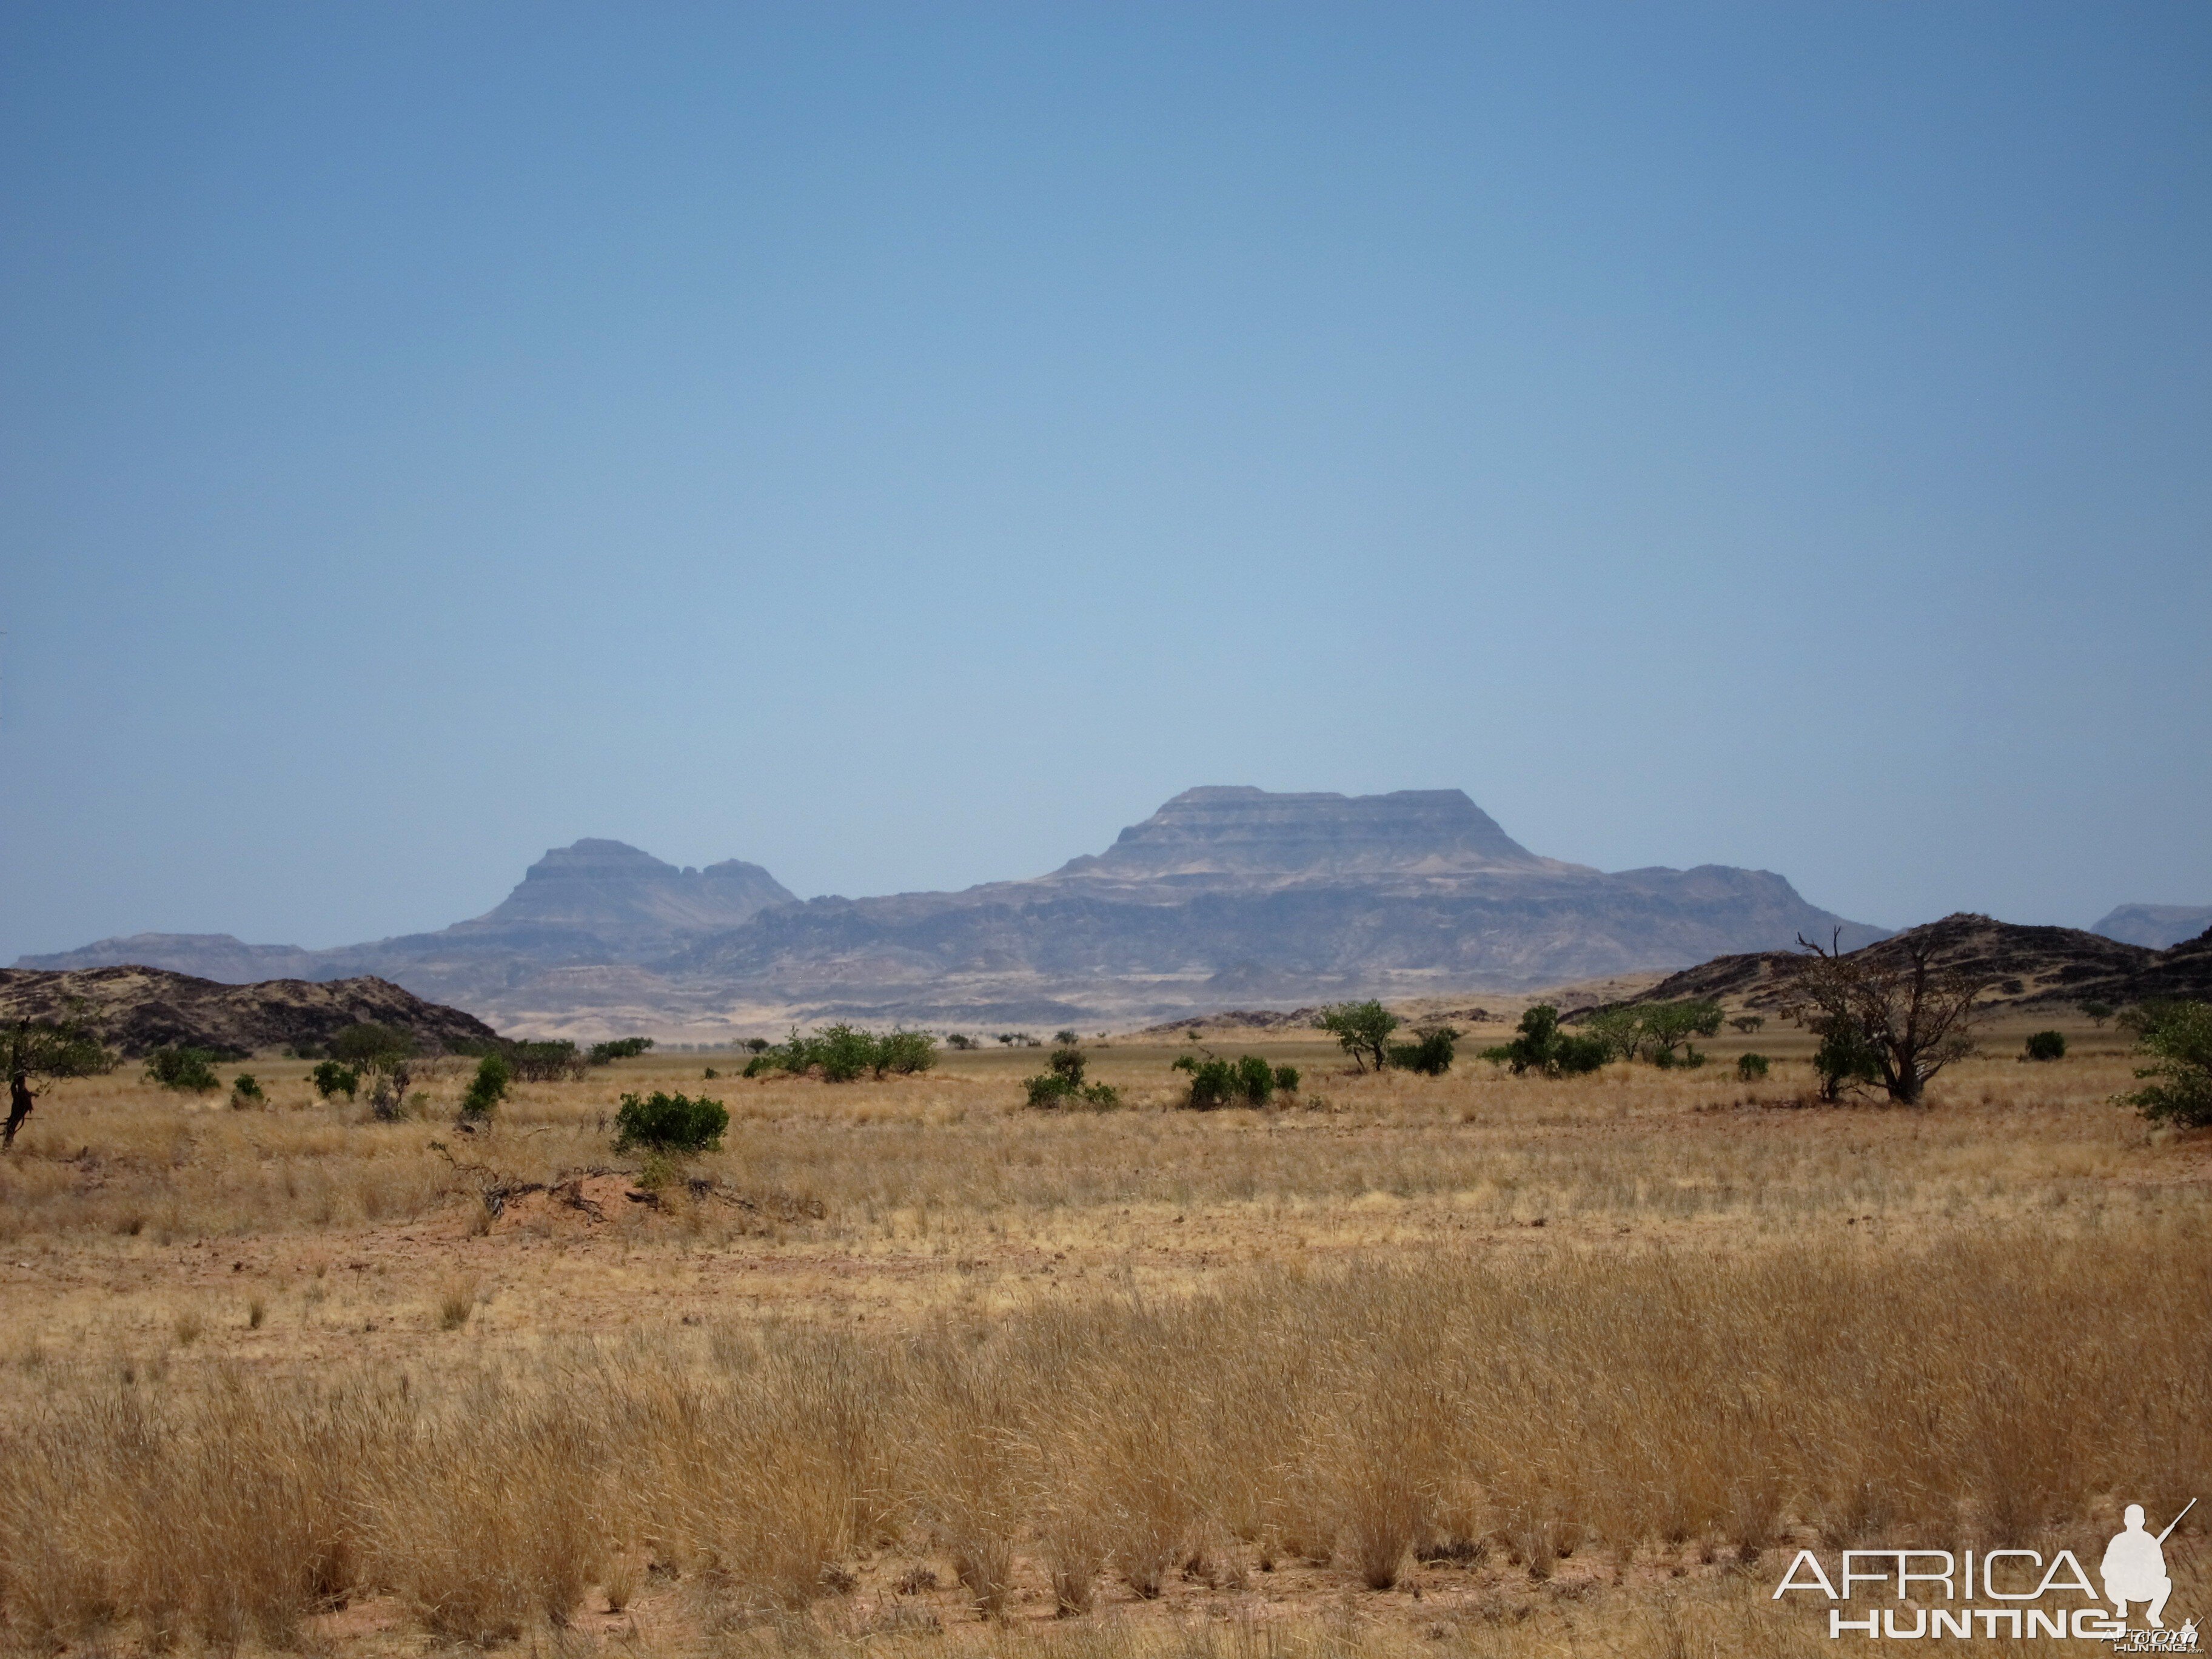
[1736,1053,1770,1081]
[612,1090,729,1155]
[1053,1030,1081,1046]
[945,1033,977,1050]
[1386,1027,1458,1076]
[702,1066,719,1079]
[144,1047,221,1093]
[437,1278,477,1330]
[310,1060,360,1101]
[329,1022,416,1069]
[1479,1007,1606,1078]
[367,1065,413,1121]
[2024,1030,2066,1062]
[1025,1048,1120,1109]
[1637,999,1726,1065]
[1272,1064,1300,1093]
[228,1073,264,1108]
[459,1053,512,1119]
[1552,1033,1609,1075]
[873,1029,937,1077]
[2081,1000,2116,1029]
[1812,1022,1883,1102]
[1730,1014,1766,1034]
[508,1039,583,1082]
[588,1036,655,1065]
[2117,1000,2212,1127]
[819,1024,879,1082]
[1171,1052,1276,1108]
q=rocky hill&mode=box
[0,966,500,1059]
[2094,903,2212,951]
[1583,913,2212,1017]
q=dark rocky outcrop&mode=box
[0,965,499,1059]
[1581,913,2212,1017]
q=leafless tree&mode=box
[1776,930,1988,1105]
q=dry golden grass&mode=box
[0,1016,2204,1657]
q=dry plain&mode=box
[1,1011,2206,1658]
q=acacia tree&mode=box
[1316,1000,1399,1072]
[1777,931,1986,1105]
[4,1016,115,1148]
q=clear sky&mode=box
[2,1,2207,959]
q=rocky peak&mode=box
[463,839,795,947]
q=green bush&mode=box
[612,1090,729,1155]
[587,1036,655,1065]
[508,1039,583,1082]
[743,1024,936,1082]
[1552,1033,1610,1075]
[2081,1000,2116,1029]
[1478,1007,1606,1078]
[328,1022,415,1070]
[2024,1030,2067,1062]
[1272,1064,1300,1093]
[871,1030,938,1077]
[1386,1027,1458,1076]
[460,1053,512,1119]
[2117,1000,2212,1128]
[1235,1053,1276,1105]
[1170,1051,1278,1109]
[1736,1053,1770,1081]
[1582,1007,1643,1064]
[229,1073,264,1107]
[1637,999,1724,1066]
[310,1061,359,1101]
[1812,1022,1883,1102]
[813,1024,877,1082]
[1022,1045,1119,1108]
[145,1047,221,1093]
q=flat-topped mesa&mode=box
[1051,786,1568,880]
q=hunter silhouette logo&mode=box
[1774,1498,2197,1644]
[2103,1503,2188,1629]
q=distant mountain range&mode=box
[19,786,1900,1035]
[2093,904,2212,951]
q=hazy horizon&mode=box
[4,2,2207,962]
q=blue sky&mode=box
[2,1,2206,957]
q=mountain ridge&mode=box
[17,788,1889,1034]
